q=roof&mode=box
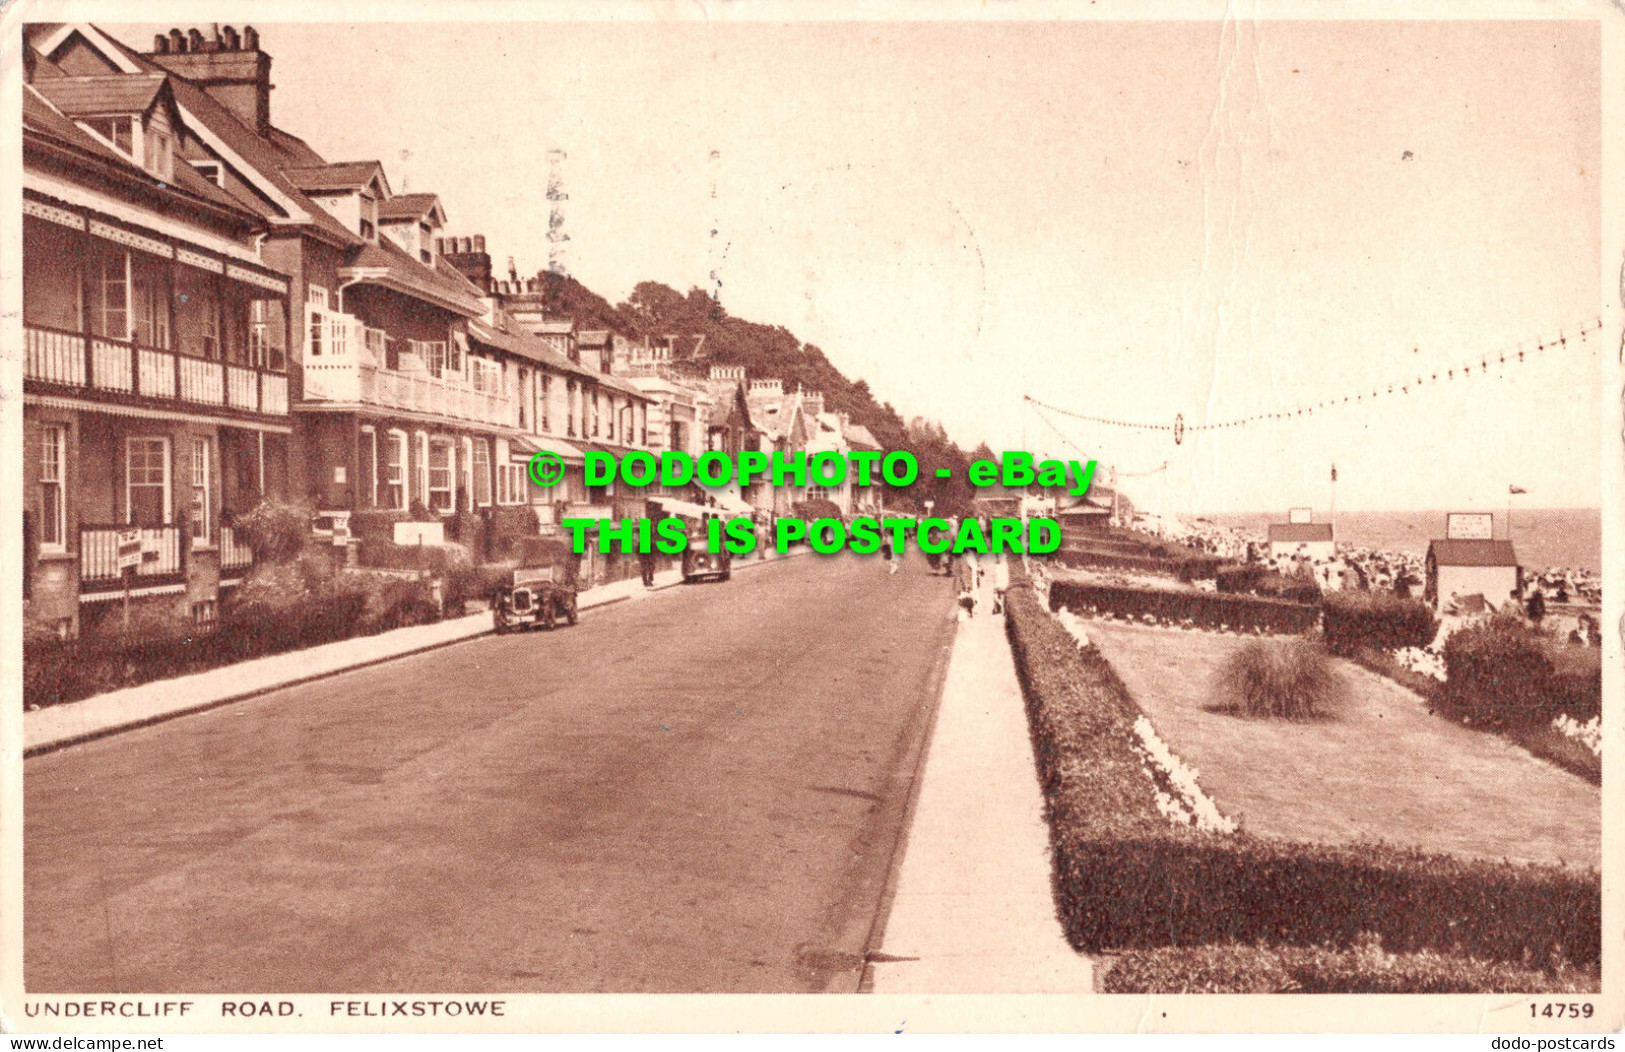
[1268,523,1335,543]
[83,26,363,247]
[377,192,445,223]
[577,330,611,348]
[339,237,485,317]
[844,423,881,450]
[532,319,575,336]
[1428,539,1518,567]
[31,72,166,116]
[285,161,390,194]
[24,83,263,223]
[467,316,580,374]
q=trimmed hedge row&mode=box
[1049,579,1320,635]
[1052,549,1225,581]
[1101,942,1597,994]
[1322,590,1439,653]
[1005,561,1600,976]
[1442,619,1602,726]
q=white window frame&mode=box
[415,431,429,510]
[190,436,212,548]
[383,429,408,511]
[359,425,378,507]
[307,283,329,311]
[125,435,172,526]
[39,425,67,552]
[427,437,455,514]
[472,438,492,507]
[460,437,474,510]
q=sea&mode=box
[1198,508,1602,573]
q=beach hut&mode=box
[1424,539,1519,612]
[1267,522,1335,561]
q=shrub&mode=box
[349,509,411,543]
[1323,590,1439,654]
[1102,940,1597,994]
[444,563,516,610]
[344,570,442,633]
[231,498,313,564]
[357,540,474,575]
[1254,571,1321,603]
[1176,555,1224,582]
[1049,580,1320,635]
[792,498,843,521]
[1004,560,1600,972]
[1215,564,1265,594]
[1441,618,1560,726]
[1217,638,1343,719]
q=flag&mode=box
[1509,485,1527,495]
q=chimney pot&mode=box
[169,28,186,52]
[187,28,204,52]
[222,26,240,50]
[460,236,472,254]
[473,235,485,253]
[154,34,169,53]
[243,25,259,50]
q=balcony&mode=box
[219,524,254,573]
[25,324,290,417]
[78,524,184,592]
[302,358,517,428]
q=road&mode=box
[25,551,958,993]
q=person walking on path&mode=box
[638,547,657,589]
[955,551,979,618]
[992,553,1010,615]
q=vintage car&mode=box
[681,533,732,583]
[493,538,580,632]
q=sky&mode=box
[109,17,1605,513]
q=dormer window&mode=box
[419,223,432,265]
[191,160,224,187]
[84,116,134,155]
[358,193,377,241]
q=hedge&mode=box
[1322,590,1439,653]
[1101,941,1597,994]
[357,540,474,574]
[1049,579,1320,635]
[1215,564,1265,594]
[1441,619,1601,726]
[1052,549,1223,581]
[1005,561,1599,974]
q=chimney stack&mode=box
[145,25,274,135]
[441,233,493,293]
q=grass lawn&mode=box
[1085,621,1600,869]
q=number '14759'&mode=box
[1532,1003,1593,1018]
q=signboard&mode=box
[116,529,142,571]
[1446,512,1494,540]
[1288,507,1313,524]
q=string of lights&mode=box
[1024,318,1603,443]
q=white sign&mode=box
[116,529,142,571]
[1446,512,1494,540]
[1289,507,1313,524]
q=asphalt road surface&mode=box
[26,551,958,993]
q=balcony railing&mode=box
[219,524,254,571]
[79,524,184,589]
[302,358,518,428]
[24,324,289,417]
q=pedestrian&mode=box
[638,545,657,589]
[992,553,1010,615]
[955,550,979,618]
[1526,587,1546,625]
[881,529,897,574]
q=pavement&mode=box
[23,547,806,756]
[866,570,1097,993]
[25,549,958,993]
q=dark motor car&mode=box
[493,537,580,632]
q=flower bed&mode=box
[1049,579,1319,635]
[1101,939,1597,994]
[1005,561,1599,983]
